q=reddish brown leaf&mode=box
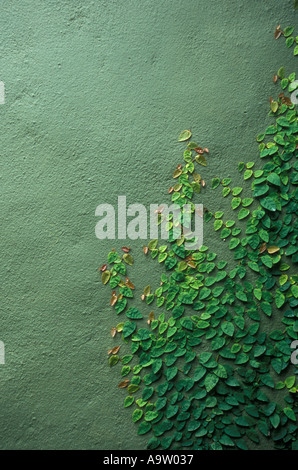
[275,30,282,40]
[154,205,165,214]
[259,243,267,254]
[110,291,118,306]
[168,186,174,194]
[143,246,148,255]
[275,25,282,40]
[282,96,292,106]
[149,311,154,321]
[121,246,130,253]
[187,261,196,269]
[147,311,155,325]
[196,207,203,218]
[99,264,107,272]
[273,75,278,83]
[108,345,120,356]
[118,379,129,388]
[203,147,209,154]
[125,278,135,290]
[111,327,117,338]
[194,147,204,154]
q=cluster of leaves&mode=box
[275,24,298,56]
[99,32,298,451]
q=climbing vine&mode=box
[99,25,298,450]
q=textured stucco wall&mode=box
[0,0,296,450]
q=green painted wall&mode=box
[0,0,296,450]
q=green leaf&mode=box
[107,252,119,263]
[221,322,235,337]
[126,307,143,319]
[231,198,241,210]
[187,142,198,151]
[123,253,134,265]
[195,154,207,166]
[261,255,273,269]
[285,377,295,389]
[121,365,131,377]
[275,292,285,309]
[120,286,133,298]
[267,173,281,186]
[158,252,168,263]
[232,186,243,196]
[166,366,178,381]
[124,396,134,407]
[211,177,221,189]
[276,117,290,128]
[229,238,240,250]
[221,228,231,239]
[283,26,294,37]
[253,184,269,198]
[214,220,223,231]
[271,101,278,113]
[277,67,285,79]
[284,407,296,422]
[147,437,160,450]
[219,434,235,447]
[260,197,277,212]
[109,355,119,367]
[122,355,133,364]
[204,374,219,392]
[122,321,137,338]
[133,409,144,423]
[127,384,140,394]
[248,262,259,273]
[115,298,128,314]
[244,169,253,180]
[145,411,159,422]
[142,387,154,400]
[193,365,207,382]
[260,374,274,388]
[109,275,121,288]
[242,198,253,207]
[211,336,225,351]
[101,271,111,285]
[261,302,272,317]
[178,130,192,141]
[166,405,179,419]
[238,208,250,220]
[148,239,158,250]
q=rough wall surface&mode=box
[0,0,296,450]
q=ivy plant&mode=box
[99,24,298,451]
